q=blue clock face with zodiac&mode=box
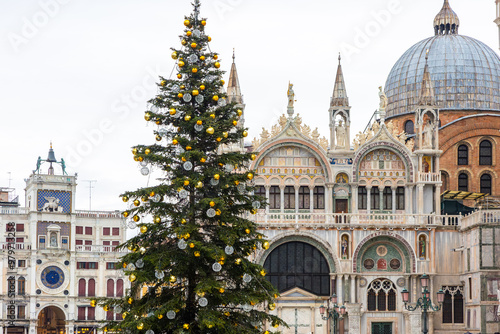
[40,266,65,289]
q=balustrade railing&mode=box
[253,212,461,226]
[75,210,122,218]
[0,207,28,215]
[418,172,441,183]
[461,210,500,229]
[0,242,31,250]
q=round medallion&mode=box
[390,259,401,270]
[359,277,367,287]
[396,277,406,287]
[376,245,388,257]
[363,259,374,270]
[41,266,65,289]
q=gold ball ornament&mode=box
[122,196,129,202]
[251,209,257,215]
[144,112,151,121]
[206,127,214,135]
[177,73,182,79]
[251,154,257,160]
[210,113,215,119]
[194,251,200,257]
[200,157,206,163]
[103,305,109,312]
[247,173,253,180]
[184,20,190,26]
[213,54,218,60]
[178,60,185,67]
[122,312,128,318]
[200,84,206,90]
[191,42,197,48]
[140,225,147,233]
[219,288,225,293]
[181,219,187,224]
[235,258,242,265]
[210,201,215,207]
[149,191,155,197]
[185,115,192,121]
[181,157,187,162]
[192,68,198,73]
[207,36,212,42]
[233,120,238,126]
[242,131,248,137]
[234,180,240,185]
[132,148,138,155]
[171,51,178,59]
[186,31,192,36]
[90,300,96,307]
[214,174,220,180]
[196,120,203,125]
[178,93,184,99]
[137,323,144,330]
[192,89,199,96]
[133,199,140,206]
[161,80,167,86]
[133,215,140,222]
[263,241,270,250]
[169,275,176,283]
[145,148,151,155]
[216,209,221,216]
[130,274,137,282]
[260,269,266,277]
[237,109,243,116]
[123,211,129,218]
[170,108,177,115]
[213,95,219,101]
[141,195,148,202]
[181,39,187,46]
[138,156,144,162]
[214,62,220,68]
[201,20,206,26]
[128,297,133,304]
[268,303,275,311]
[186,146,192,150]
[221,79,225,85]
[200,56,205,61]
[216,137,222,142]
[189,242,195,248]
[180,85,185,89]
[245,228,251,234]
[183,324,190,330]
[223,132,228,138]
[157,314,163,319]
[183,180,190,186]
[156,135,162,141]
[154,216,161,223]
[196,181,203,188]
[172,139,178,145]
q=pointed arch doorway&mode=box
[37,306,66,334]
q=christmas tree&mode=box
[95,1,285,333]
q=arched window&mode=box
[358,187,367,210]
[441,171,449,191]
[366,279,397,311]
[298,186,310,209]
[88,279,95,297]
[263,241,330,296]
[396,187,405,210]
[458,173,468,192]
[479,140,493,165]
[255,186,265,198]
[313,186,325,209]
[480,174,492,194]
[404,120,415,135]
[383,187,392,210]
[371,187,380,210]
[78,278,86,297]
[442,286,464,324]
[457,145,468,165]
[284,186,295,209]
[18,277,25,295]
[107,279,115,297]
[269,186,280,209]
[116,279,124,297]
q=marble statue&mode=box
[424,120,433,148]
[43,197,61,212]
[387,121,394,136]
[372,121,380,134]
[379,86,388,110]
[260,128,270,140]
[287,83,295,109]
[50,233,57,247]
[336,120,346,148]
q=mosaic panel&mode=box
[37,190,71,213]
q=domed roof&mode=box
[385,1,500,118]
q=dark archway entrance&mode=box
[37,306,66,334]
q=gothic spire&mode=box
[331,54,349,107]
[419,51,435,106]
[434,0,460,35]
[227,49,243,104]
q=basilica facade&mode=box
[230,1,500,333]
[0,147,128,334]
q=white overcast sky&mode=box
[0,0,497,211]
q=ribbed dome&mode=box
[385,35,500,118]
[385,0,500,118]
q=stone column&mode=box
[412,275,418,303]
[265,186,270,214]
[352,185,358,214]
[379,187,384,211]
[326,184,334,214]
[280,185,285,214]
[337,275,343,305]
[417,184,424,215]
[366,186,372,214]
[309,186,314,212]
[435,185,441,215]
[347,304,361,334]
[294,186,299,214]
[392,186,397,213]
[350,275,356,303]
[409,310,422,334]
[408,185,414,214]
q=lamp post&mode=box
[401,274,445,334]
[319,293,347,334]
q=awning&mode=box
[441,190,488,201]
